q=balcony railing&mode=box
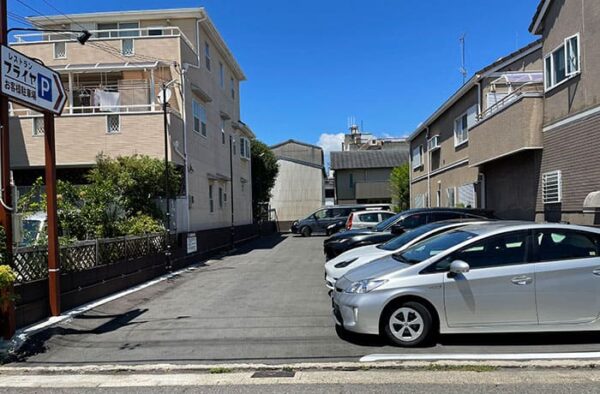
[478,82,544,121]
[11,26,196,53]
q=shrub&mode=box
[118,213,165,236]
[0,265,16,304]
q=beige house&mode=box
[530,0,600,225]
[269,140,325,229]
[409,41,544,220]
[8,8,254,232]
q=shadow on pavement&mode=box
[227,233,287,256]
[7,308,149,363]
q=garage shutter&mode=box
[457,183,476,208]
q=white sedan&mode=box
[324,220,489,289]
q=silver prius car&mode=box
[332,222,600,347]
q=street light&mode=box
[157,80,177,271]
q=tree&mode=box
[390,163,410,212]
[250,140,279,221]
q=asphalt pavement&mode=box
[7,233,600,366]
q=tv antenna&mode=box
[459,33,467,85]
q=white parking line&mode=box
[361,351,600,362]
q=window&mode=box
[221,119,226,144]
[432,231,529,271]
[457,183,476,208]
[239,137,251,159]
[542,170,562,204]
[53,42,66,59]
[148,27,163,36]
[230,77,235,100]
[412,145,423,170]
[122,39,134,56]
[232,136,237,155]
[400,213,427,229]
[414,194,426,208]
[98,22,139,38]
[358,213,379,223]
[453,105,477,147]
[106,115,120,133]
[314,209,328,220]
[535,230,599,262]
[544,33,580,90]
[204,42,211,71]
[118,22,140,37]
[224,192,227,203]
[219,187,223,209]
[192,100,207,136]
[446,187,455,207]
[97,22,118,38]
[32,117,45,136]
[209,184,214,213]
[219,62,224,88]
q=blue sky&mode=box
[9,0,540,156]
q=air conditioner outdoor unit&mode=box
[428,135,440,151]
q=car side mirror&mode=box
[390,224,405,235]
[449,260,470,275]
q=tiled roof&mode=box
[330,150,409,170]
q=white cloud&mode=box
[316,132,345,169]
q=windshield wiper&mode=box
[392,253,409,263]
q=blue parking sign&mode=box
[37,74,53,102]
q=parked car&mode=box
[346,210,396,231]
[323,208,495,260]
[291,204,392,237]
[332,222,600,347]
[324,219,488,289]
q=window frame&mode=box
[544,33,581,92]
[218,186,223,209]
[53,41,66,59]
[219,62,225,89]
[230,77,235,100]
[411,145,423,170]
[192,100,207,137]
[453,112,469,147]
[446,187,456,207]
[209,183,214,213]
[204,41,211,71]
[121,38,135,56]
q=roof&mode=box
[270,139,323,151]
[408,39,542,141]
[330,150,409,170]
[529,0,552,34]
[27,8,246,80]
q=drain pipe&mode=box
[195,13,207,68]
[426,126,431,208]
[180,66,190,232]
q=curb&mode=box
[1,359,600,374]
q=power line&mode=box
[14,0,60,26]
[39,0,87,30]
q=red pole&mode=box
[0,0,12,254]
[44,112,60,316]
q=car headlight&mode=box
[344,279,387,294]
[334,257,358,268]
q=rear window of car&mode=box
[358,212,380,223]
[535,229,600,262]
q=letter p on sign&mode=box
[38,74,52,102]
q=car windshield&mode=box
[378,223,453,251]
[392,230,476,265]
[373,213,401,232]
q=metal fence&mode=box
[11,233,167,283]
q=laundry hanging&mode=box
[94,89,120,112]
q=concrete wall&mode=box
[271,142,323,167]
[335,168,392,202]
[269,159,324,222]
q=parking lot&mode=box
[9,233,600,366]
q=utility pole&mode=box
[0,0,12,254]
[44,113,60,316]
[459,33,467,85]
[229,134,235,250]
[162,84,172,271]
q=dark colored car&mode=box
[290,204,392,237]
[322,208,496,260]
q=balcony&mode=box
[10,26,197,67]
[469,85,544,167]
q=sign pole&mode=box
[0,0,12,254]
[44,112,60,316]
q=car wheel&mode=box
[382,301,434,347]
[300,226,312,237]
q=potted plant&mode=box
[0,265,16,340]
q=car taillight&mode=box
[346,213,353,230]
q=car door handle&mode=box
[511,276,532,285]
[593,268,600,277]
